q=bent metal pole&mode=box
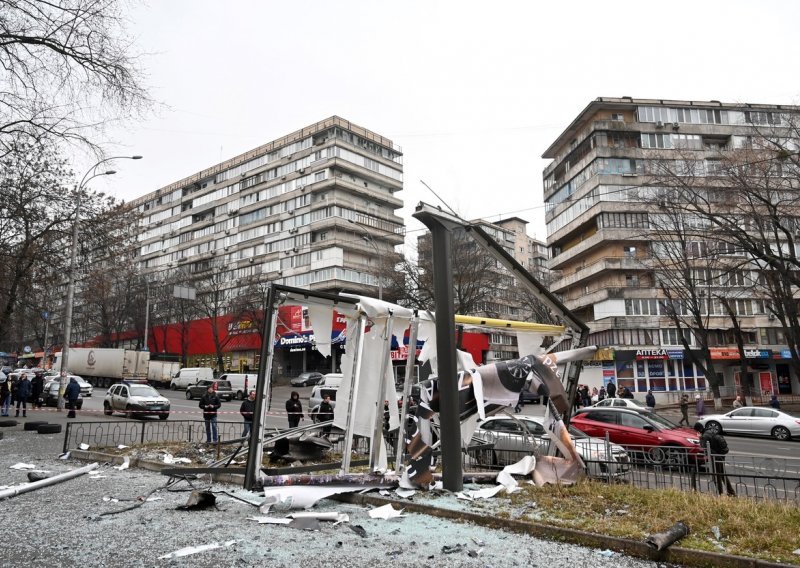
[0,462,99,500]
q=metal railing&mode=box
[63,421,800,502]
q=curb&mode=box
[69,449,245,486]
[67,449,796,568]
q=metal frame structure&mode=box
[413,202,589,491]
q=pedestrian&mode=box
[14,374,31,417]
[606,380,616,399]
[591,387,599,404]
[732,395,743,409]
[285,390,303,428]
[31,371,44,409]
[240,390,256,438]
[199,385,221,443]
[597,386,606,402]
[317,394,334,437]
[515,390,524,414]
[645,389,656,411]
[678,394,690,426]
[769,394,781,410]
[0,374,12,417]
[695,422,735,497]
[620,387,634,399]
[64,376,81,418]
[580,384,591,408]
[695,394,705,418]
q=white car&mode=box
[104,382,170,420]
[472,414,631,478]
[698,407,800,440]
[590,397,650,410]
[44,375,93,397]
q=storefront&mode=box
[613,349,706,395]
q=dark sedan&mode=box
[185,379,234,401]
[42,381,83,409]
[290,372,324,387]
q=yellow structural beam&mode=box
[454,314,566,333]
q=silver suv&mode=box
[104,382,170,420]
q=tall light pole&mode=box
[57,155,142,409]
[143,278,151,351]
[362,234,382,300]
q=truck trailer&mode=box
[53,348,150,388]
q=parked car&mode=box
[185,379,234,401]
[571,407,703,466]
[104,382,170,420]
[290,372,325,387]
[42,381,83,409]
[218,373,257,400]
[697,407,800,441]
[471,414,630,477]
[309,384,339,421]
[321,373,343,387]
[590,397,649,410]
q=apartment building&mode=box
[543,97,799,398]
[131,116,405,373]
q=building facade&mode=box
[33,117,406,375]
[543,97,800,399]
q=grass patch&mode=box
[502,481,800,564]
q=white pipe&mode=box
[0,462,99,500]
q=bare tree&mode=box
[195,262,237,373]
[385,228,503,314]
[0,137,120,348]
[0,0,150,154]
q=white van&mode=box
[218,373,257,400]
[321,373,343,387]
[170,367,214,390]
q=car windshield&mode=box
[644,411,680,430]
[129,385,160,397]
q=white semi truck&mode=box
[147,360,181,387]
[53,348,150,388]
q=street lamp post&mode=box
[57,155,142,410]
[362,234,382,300]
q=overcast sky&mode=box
[94,0,800,243]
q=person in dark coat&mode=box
[239,390,256,438]
[678,394,690,426]
[199,385,222,443]
[695,422,735,496]
[0,375,12,417]
[317,394,334,436]
[15,375,31,417]
[606,380,616,399]
[769,394,781,410]
[31,372,45,409]
[645,390,656,411]
[285,391,303,428]
[64,376,81,418]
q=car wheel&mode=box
[705,421,722,435]
[24,421,48,431]
[170,383,177,391]
[648,445,687,469]
[103,403,112,416]
[772,426,791,441]
[185,390,192,400]
[159,413,169,421]
[126,406,135,419]
[236,390,244,400]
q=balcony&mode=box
[550,255,649,291]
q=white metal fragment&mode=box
[117,444,129,449]
[114,457,130,471]
[79,443,90,450]
[395,488,416,499]
[288,512,349,523]
[248,516,292,525]
[9,463,36,470]
[368,504,405,520]
[158,543,222,559]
